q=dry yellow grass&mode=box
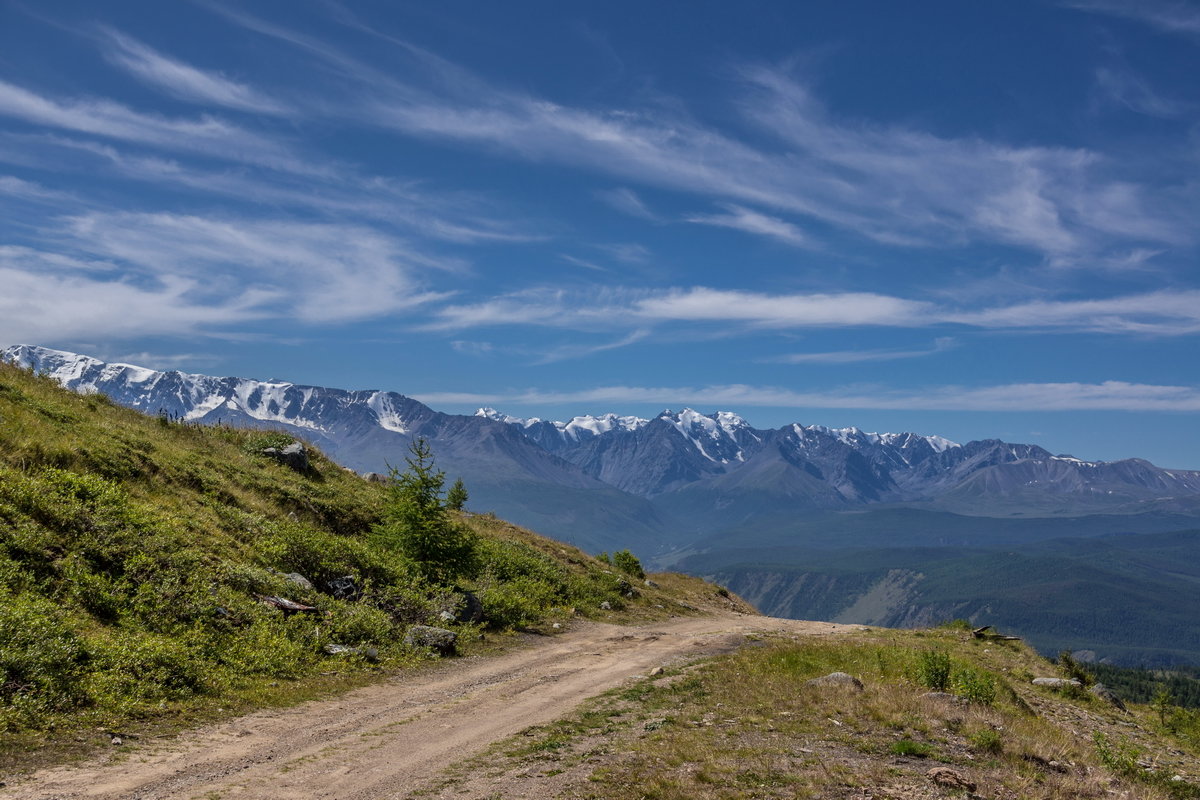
[430,627,1200,799]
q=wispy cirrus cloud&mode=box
[215,8,1193,260]
[1,132,544,245]
[426,287,933,332]
[685,204,810,247]
[0,174,77,204]
[1094,67,1189,118]
[428,285,1200,336]
[101,28,291,114]
[768,338,957,364]
[0,79,320,176]
[413,379,1200,413]
[596,187,661,221]
[1065,0,1200,39]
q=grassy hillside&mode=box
[429,625,1200,799]
[0,362,740,770]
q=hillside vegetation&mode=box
[428,624,1200,799]
[0,362,734,770]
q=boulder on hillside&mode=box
[805,672,864,691]
[262,441,309,472]
[1032,677,1082,689]
[1090,682,1128,711]
[405,625,458,657]
[283,572,314,591]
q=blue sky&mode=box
[1,1,1198,467]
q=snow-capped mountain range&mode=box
[5,344,1200,552]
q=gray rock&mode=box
[805,672,864,691]
[404,625,458,657]
[323,643,379,662]
[438,610,457,623]
[283,572,313,591]
[325,575,360,601]
[1090,682,1128,711]
[262,441,309,472]
[921,691,967,705]
[457,591,484,623]
[599,601,612,610]
[362,471,393,484]
[1032,677,1082,688]
[644,579,659,589]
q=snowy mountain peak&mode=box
[1,345,425,437]
[558,413,650,439]
[479,408,650,438]
[476,407,541,427]
[799,422,959,453]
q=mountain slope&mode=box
[0,357,727,772]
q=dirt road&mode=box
[4,614,862,800]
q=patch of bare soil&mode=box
[2,615,859,800]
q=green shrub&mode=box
[240,431,297,455]
[916,649,952,691]
[968,727,1003,754]
[216,618,317,679]
[0,595,90,727]
[1059,650,1094,687]
[1094,731,1141,777]
[890,738,933,757]
[952,666,997,705]
[86,630,210,703]
[936,618,975,632]
[325,602,398,647]
[479,576,560,629]
[611,549,645,580]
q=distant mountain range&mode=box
[6,344,1199,550]
[7,344,1200,664]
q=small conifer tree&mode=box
[375,438,475,583]
[446,477,468,511]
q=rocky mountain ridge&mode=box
[5,344,1200,552]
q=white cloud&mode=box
[429,285,1200,337]
[951,290,1200,335]
[633,288,929,327]
[0,80,320,176]
[102,28,290,114]
[769,338,956,364]
[0,254,269,343]
[0,214,450,344]
[685,204,810,247]
[413,380,1200,413]
[0,175,77,204]
[216,10,1192,258]
[57,212,446,323]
